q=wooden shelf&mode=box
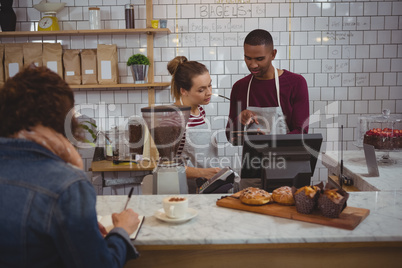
[0,28,171,37]
[91,160,156,172]
[70,82,170,89]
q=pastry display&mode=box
[363,128,402,150]
[239,187,272,206]
[293,185,321,214]
[228,183,350,219]
[318,188,349,218]
[272,186,295,205]
[357,110,402,150]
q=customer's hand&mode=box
[240,109,259,126]
[112,209,140,235]
[98,222,108,237]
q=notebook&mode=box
[97,215,145,240]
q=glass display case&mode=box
[356,109,402,164]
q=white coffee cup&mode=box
[162,196,188,219]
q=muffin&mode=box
[317,188,349,218]
[293,185,321,214]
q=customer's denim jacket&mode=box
[0,138,139,267]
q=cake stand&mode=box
[355,109,402,165]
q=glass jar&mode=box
[128,116,144,155]
[104,126,120,162]
[89,7,101,30]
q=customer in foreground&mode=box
[0,66,140,268]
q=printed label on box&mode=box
[101,60,112,80]
[8,62,19,77]
[47,61,58,74]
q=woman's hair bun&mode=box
[167,56,188,75]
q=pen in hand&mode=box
[123,187,134,211]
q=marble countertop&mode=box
[322,151,402,191]
[96,192,402,246]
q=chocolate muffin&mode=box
[293,185,321,214]
[318,188,349,218]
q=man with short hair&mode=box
[226,29,309,143]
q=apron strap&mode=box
[274,67,281,107]
[247,68,281,108]
[246,76,253,108]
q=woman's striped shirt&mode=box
[176,105,206,157]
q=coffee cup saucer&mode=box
[154,208,198,223]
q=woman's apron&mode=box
[245,67,289,134]
[180,106,218,169]
[180,103,220,193]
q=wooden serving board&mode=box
[216,196,370,230]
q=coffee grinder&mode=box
[141,105,191,194]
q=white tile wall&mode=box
[3,0,402,184]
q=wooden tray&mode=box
[216,196,370,230]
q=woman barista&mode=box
[167,56,221,192]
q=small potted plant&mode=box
[127,53,150,84]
